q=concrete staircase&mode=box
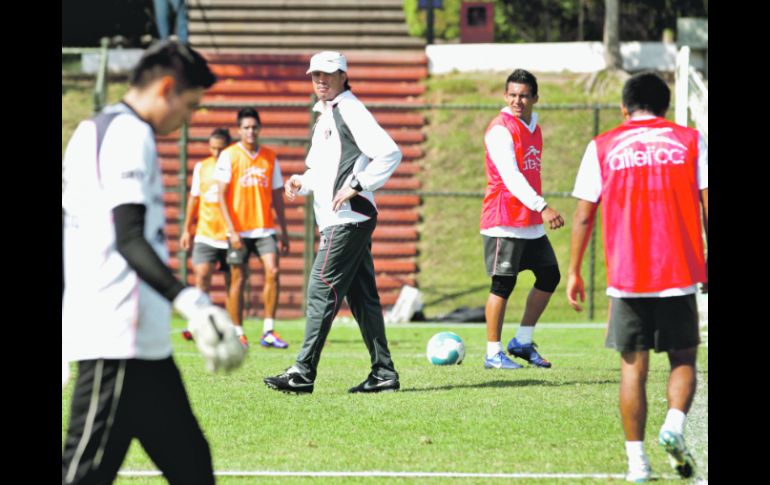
[188,0,425,53]
[158,4,427,319]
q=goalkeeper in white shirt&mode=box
[61,40,245,485]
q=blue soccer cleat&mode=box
[484,351,524,369]
[659,430,696,479]
[507,338,552,368]
[260,330,289,349]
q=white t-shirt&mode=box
[480,108,547,240]
[62,103,172,361]
[572,116,709,298]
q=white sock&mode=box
[662,408,687,435]
[625,441,649,469]
[263,318,275,334]
[487,342,503,358]
[515,325,534,344]
[234,325,244,337]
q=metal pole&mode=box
[93,37,110,114]
[588,107,600,321]
[177,123,189,285]
[426,1,435,45]
[302,94,318,313]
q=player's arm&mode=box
[180,193,199,251]
[113,203,186,301]
[271,159,290,254]
[485,126,563,229]
[217,181,242,249]
[113,203,246,372]
[567,140,603,311]
[340,101,402,192]
[181,163,202,251]
[701,188,708,292]
[331,101,401,210]
[213,150,242,249]
[697,135,708,293]
[567,199,598,312]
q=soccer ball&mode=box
[426,331,465,365]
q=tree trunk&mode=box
[578,0,585,41]
[603,0,622,69]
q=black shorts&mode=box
[605,294,700,353]
[483,235,558,277]
[226,235,278,265]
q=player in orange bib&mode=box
[179,128,233,341]
[181,127,232,292]
[215,108,290,349]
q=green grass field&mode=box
[62,318,708,484]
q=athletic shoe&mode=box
[348,373,400,393]
[625,464,652,483]
[260,330,289,349]
[659,430,696,479]
[239,334,249,349]
[181,329,194,341]
[507,338,552,368]
[263,368,314,394]
[484,351,523,369]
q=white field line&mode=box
[117,469,674,479]
[170,322,608,334]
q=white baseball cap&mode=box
[306,51,348,74]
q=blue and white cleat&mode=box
[507,338,552,368]
[484,351,523,369]
[260,330,289,349]
[659,430,696,479]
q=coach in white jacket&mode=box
[264,51,402,394]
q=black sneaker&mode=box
[348,373,400,393]
[263,369,314,394]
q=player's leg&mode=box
[130,358,215,485]
[482,236,522,369]
[264,223,368,392]
[193,262,214,292]
[606,297,655,482]
[62,359,133,485]
[508,236,560,367]
[257,236,287,348]
[152,0,171,40]
[656,295,700,478]
[169,0,188,42]
[345,223,399,392]
[620,350,649,442]
[182,243,224,341]
[225,241,250,344]
[216,248,231,293]
[620,350,653,482]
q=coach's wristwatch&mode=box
[349,175,363,192]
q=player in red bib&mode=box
[480,69,565,371]
[567,72,707,482]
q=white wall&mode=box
[83,41,703,75]
[427,41,686,74]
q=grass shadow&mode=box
[400,378,618,393]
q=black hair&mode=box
[236,107,261,126]
[209,127,231,145]
[129,39,216,92]
[505,69,538,97]
[622,71,671,117]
